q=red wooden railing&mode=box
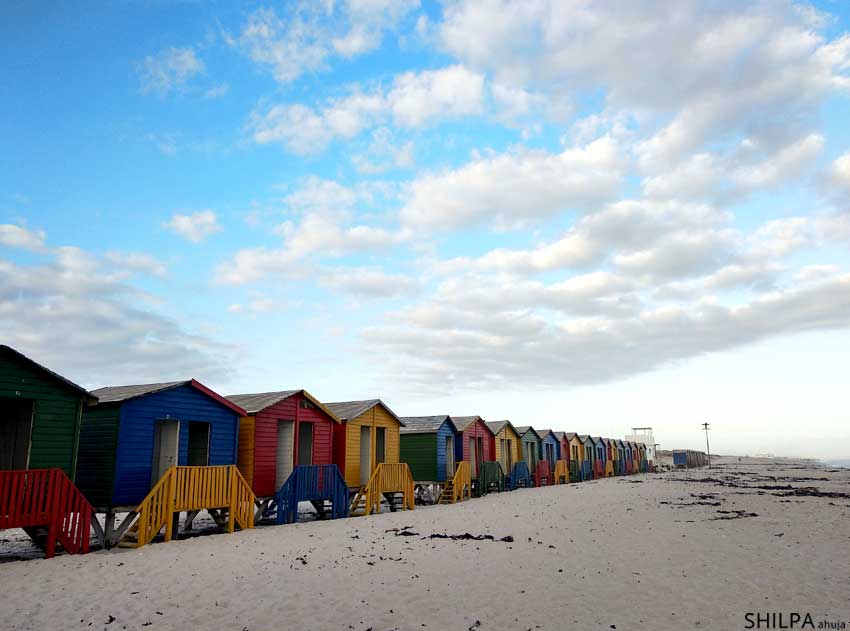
[0,468,93,558]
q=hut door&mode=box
[152,420,179,484]
[297,422,313,466]
[476,437,484,473]
[469,437,477,476]
[276,421,295,489]
[359,426,371,485]
[445,436,454,479]
[0,399,34,470]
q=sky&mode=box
[2,1,849,459]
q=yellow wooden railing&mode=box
[129,465,255,547]
[448,461,471,503]
[553,459,569,484]
[356,463,415,515]
[605,460,614,477]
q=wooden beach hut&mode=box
[567,432,583,481]
[452,416,495,479]
[400,416,469,504]
[453,416,501,496]
[515,426,542,480]
[551,431,570,483]
[326,399,413,515]
[580,435,595,481]
[615,439,627,475]
[0,345,96,558]
[226,390,346,524]
[592,437,606,479]
[607,438,619,476]
[602,438,614,478]
[538,430,560,470]
[486,420,529,489]
[76,380,254,548]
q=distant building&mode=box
[625,427,656,464]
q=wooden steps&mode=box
[117,465,255,548]
[1,468,93,558]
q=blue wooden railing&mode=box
[580,461,592,481]
[275,464,349,525]
[507,461,532,490]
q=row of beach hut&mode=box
[0,345,651,558]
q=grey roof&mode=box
[515,426,542,440]
[226,389,340,421]
[579,434,592,443]
[452,415,486,431]
[325,399,404,425]
[91,380,247,416]
[565,432,578,441]
[1,345,96,402]
[226,390,298,413]
[538,429,556,442]
[92,381,188,403]
[552,431,565,441]
[485,420,516,436]
[399,415,456,434]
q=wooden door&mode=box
[359,425,371,485]
[0,399,33,470]
[275,420,295,489]
[152,419,179,484]
[445,435,454,479]
[375,426,386,465]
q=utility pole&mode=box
[702,422,711,468]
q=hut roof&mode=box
[399,415,457,434]
[515,425,542,440]
[91,379,246,416]
[325,399,404,425]
[537,429,556,442]
[452,415,488,432]
[226,389,340,422]
[565,432,579,441]
[1,345,97,403]
[485,420,518,436]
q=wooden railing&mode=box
[443,461,471,503]
[605,460,614,477]
[275,464,348,524]
[553,459,569,484]
[0,468,93,558]
[129,465,255,547]
[356,463,414,515]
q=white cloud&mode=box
[165,210,221,243]
[104,251,168,278]
[351,127,414,174]
[822,151,850,197]
[216,178,407,285]
[204,83,230,99]
[643,134,825,203]
[247,65,484,154]
[0,241,232,385]
[399,135,623,231]
[0,224,46,252]
[319,266,419,298]
[137,46,204,96]
[229,2,419,83]
[363,273,850,391]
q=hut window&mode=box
[297,422,313,466]
[187,421,210,466]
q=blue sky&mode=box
[2,1,850,458]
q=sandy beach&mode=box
[2,457,849,631]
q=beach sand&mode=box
[1,457,848,630]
